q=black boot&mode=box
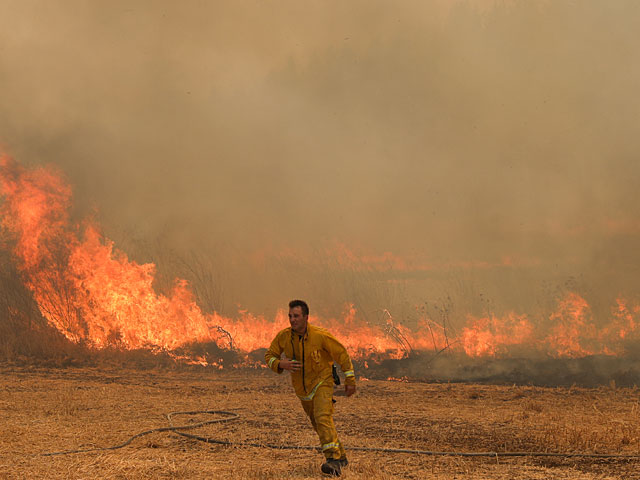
[321,458,342,476]
[337,456,348,467]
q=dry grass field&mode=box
[1,365,639,479]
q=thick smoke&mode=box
[1,0,639,320]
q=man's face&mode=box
[289,306,308,334]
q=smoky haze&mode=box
[1,0,639,318]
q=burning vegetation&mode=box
[2,154,640,385]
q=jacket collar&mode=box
[290,323,312,340]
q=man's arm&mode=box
[323,332,356,396]
[265,334,285,374]
[265,332,302,373]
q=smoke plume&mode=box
[1,0,639,323]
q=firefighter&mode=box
[265,299,356,477]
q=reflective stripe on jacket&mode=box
[265,324,356,398]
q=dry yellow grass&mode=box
[0,365,638,479]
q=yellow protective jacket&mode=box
[265,324,356,400]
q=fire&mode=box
[461,313,534,357]
[0,155,419,361]
[606,298,640,341]
[545,293,596,357]
[457,293,640,358]
[1,153,640,364]
[386,376,409,382]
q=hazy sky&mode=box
[1,0,639,309]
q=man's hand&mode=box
[279,358,301,372]
[345,384,356,397]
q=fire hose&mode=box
[41,409,640,459]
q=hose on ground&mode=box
[41,410,640,459]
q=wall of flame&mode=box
[2,154,640,364]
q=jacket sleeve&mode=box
[265,333,284,374]
[323,331,356,386]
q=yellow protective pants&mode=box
[300,384,346,460]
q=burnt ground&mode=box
[0,365,638,479]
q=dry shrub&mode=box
[0,244,88,364]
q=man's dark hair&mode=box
[289,299,309,316]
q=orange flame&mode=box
[2,153,640,363]
[0,155,419,360]
[461,313,534,357]
[545,293,596,357]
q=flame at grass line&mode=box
[0,154,412,360]
[1,153,640,364]
[460,313,534,357]
[455,294,640,358]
